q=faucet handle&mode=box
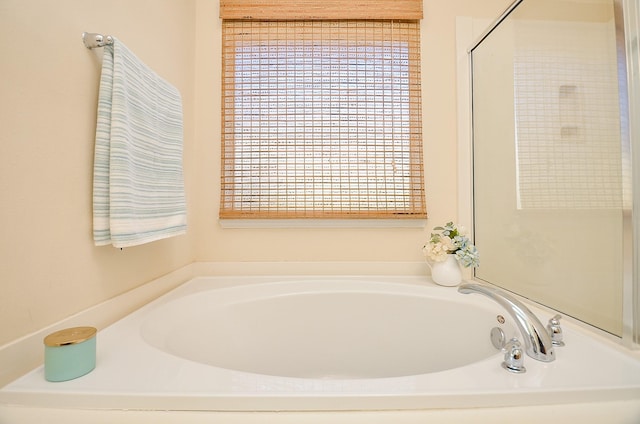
[502,338,526,373]
[547,314,565,347]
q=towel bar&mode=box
[82,32,114,49]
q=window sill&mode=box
[218,219,427,229]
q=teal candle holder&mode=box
[44,326,97,382]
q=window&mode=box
[220,1,425,220]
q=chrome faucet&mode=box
[458,283,555,362]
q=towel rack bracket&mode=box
[82,32,114,49]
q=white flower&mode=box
[440,236,455,252]
[423,222,479,268]
[422,241,449,262]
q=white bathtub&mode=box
[2,275,640,413]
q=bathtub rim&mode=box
[0,264,640,411]
[1,271,640,412]
[2,260,634,389]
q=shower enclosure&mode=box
[468,0,639,346]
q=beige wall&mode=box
[192,0,511,263]
[0,0,510,347]
[0,0,197,346]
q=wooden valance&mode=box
[219,0,423,20]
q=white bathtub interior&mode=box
[140,279,513,379]
[1,275,640,413]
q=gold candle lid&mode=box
[44,326,97,347]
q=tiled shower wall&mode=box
[514,20,627,209]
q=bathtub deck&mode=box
[2,276,640,412]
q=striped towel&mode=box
[93,38,187,248]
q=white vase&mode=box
[429,254,462,287]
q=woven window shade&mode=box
[219,0,423,20]
[220,20,426,219]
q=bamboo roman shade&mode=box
[219,0,423,20]
[220,2,425,219]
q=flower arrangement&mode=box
[422,222,479,268]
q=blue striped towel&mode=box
[93,38,187,248]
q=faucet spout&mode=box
[458,283,555,362]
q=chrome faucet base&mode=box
[502,361,526,373]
